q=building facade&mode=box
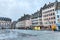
[16,0,60,30]
[16,20,32,29]
[0,17,11,29]
[42,1,60,29]
[16,14,32,29]
[31,9,42,29]
[11,21,17,29]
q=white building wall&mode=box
[16,21,25,28]
[16,19,32,28]
[31,17,42,26]
[42,6,56,26]
[0,21,11,29]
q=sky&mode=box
[0,0,60,21]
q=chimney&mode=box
[56,0,58,2]
[24,14,25,16]
[49,2,51,4]
[37,10,38,12]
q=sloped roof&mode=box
[18,14,31,21]
[0,17,11,21]
[42,3,55,10]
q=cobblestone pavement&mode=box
[0,29,60,40]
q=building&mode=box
[16,14,32,29]
[31,8,42,29]
[0,17,12,29]
[42,0,60,30]
[16,0,60,30]
[11,21,17,29]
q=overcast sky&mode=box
[0,0,60,21]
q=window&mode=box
[51,13,52,15]
[51,17,55,19]
[51,22,53,24]
[57,15,59,18]
[51,17,53,19]
[54,21,56,23]
[49,14,50,16]
[39,19,42,21]
[32,22,38,25]
[45,22,47,24]
[49,18,50,20]
[53,13,55,15]
[54,17,55,19]
[40,22,42,24]
[58,19,60,23]
[47,21,51,24]
[53,9,54,11]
